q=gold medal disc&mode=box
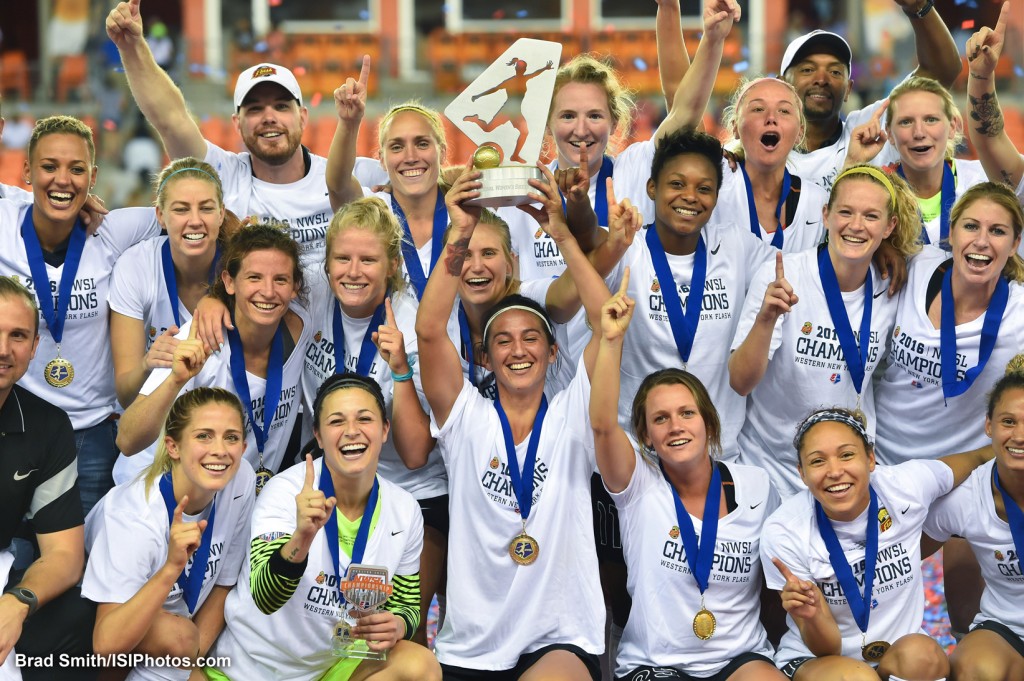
[693,608,717,640]
[861,640,890,662]
[508,532,539,565]
[44,357,74,388]
[254,466,273,495]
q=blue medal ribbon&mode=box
[20,208,88,346]
[556,155,615,226]
[939,268,1007,401]
[332,297,387,377]
[226,323,284,457]
[391,189,447,300]
[993,466,1024,565]
[740,162,791,249]
[815,486,879,635]
[660,461,722,595]
[158,472,217,614]
[817,245,872,394]
[457,304,478,387]
[645,226,707,365]
[319,466,379,604]
[161,239,222,328]
[898,161,955,247]
[493,395,548,522]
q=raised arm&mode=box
[415,168,483,427]
[326,56,372,211]
[966,2,1024,189]
[591,271,639,493]
[554,144,602,250]
[894,0,963,87]
[106,0,205,159]
[729,252,797,395]
[940,444,994,487]
[656,0,693,111]
[653,0,740,143]
[110,312,180,408]
[116,323,207,455]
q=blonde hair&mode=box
[886,76,963,160]
[549,54,635,154]
[0,275,39,335]
[377,101,447,168]
[144,388,246,495]
[829,164,922,258]
[29,115,95,163]
[442,208,519,301]
[949,182,1024,283]
[722,77,807,153]
[153,157,224,212]
[324,196,406,294]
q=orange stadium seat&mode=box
[0,50,31,100]
[56,54,89,103]
[427,30,461,93]
[200,116,236,153]
[588,31,620,65]
[357,116,380,160]
[0,148,28,188]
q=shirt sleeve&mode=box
[108,244,151,320]
[28,406,83,534]
[607,448,658,510]
[731,255,783,359]
[923,484,970,543]
[760,504,811,590]
[82,499,164,604]
[98,208,162,256]
[385,572,421,640]
[216,468,257,587]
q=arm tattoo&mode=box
[969,92,1005,137]
[444,237,471,276]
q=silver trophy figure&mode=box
[444,38,562,207]
[331,565,393,660]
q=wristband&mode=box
[392,367,414,382]
[903,0,934,19]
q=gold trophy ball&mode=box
[473,145,501,170]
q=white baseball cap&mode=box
[233,63,303,110]
[780,30,852,76]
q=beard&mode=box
[243,127,303,166]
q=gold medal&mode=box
[692,595,716,640]
[44,356,74,388]
[509,522,539,565]
[255,465,273,495]
[861,639,890,662]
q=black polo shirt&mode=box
[0,384,82,549]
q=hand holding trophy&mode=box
[331,565,395,660]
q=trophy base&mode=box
[331,635,388,661]
[465,166,544,208]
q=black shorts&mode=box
[972,620,1024,658]
[779,656,813,679]
[619,652,775,681]
[591,473,625,564]
[418,494,450,535]
[441,644,601,680]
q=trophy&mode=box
[331,565,394,660]
[444,38,563,207]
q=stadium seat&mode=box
[0,50,31,100]
[55,54,89,103]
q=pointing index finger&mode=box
[303,453,315,490]
[187,321,199,341]
[872,98,889,125]
[606,177,617,208]
[384,297,397,328]
[130,0,142,16]
[775,251,785,281]
[995,1,1009,36]
[173,496,187,525]
[358,54,371,89]
[618,267,631,296]
[771,557,795,581]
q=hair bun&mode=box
[1006,354,1024,376]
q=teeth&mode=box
[509,362,533,371]
[466,277,490,285]
[965,254,991,263]
[842,235,866,244]
[674,207,698,216]
[401,169,425,177]
[826,483,852,493]
[1007,447,1024,455]
[183,233,205,241]
[569,141,593,148]
[253,302,277,310]
[667,439,691,446]
[341,444,367,453]
[342,283,367,289]
[203,464,228,471]
[260,132,283,138]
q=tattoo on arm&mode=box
[969,93,1005,137]
[1001,170,1014,187]
[444,237,471,276]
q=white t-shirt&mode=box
[213,460,423,681]
[925,460,1024,639]
[205,143,384,269]
[82,464,255,681]
[431,366,604,669]
[787,98,895,192]
[732,249,897,496]
[115,308,312,483]
[301,268,446,499]
[108,236,195,350]
[874,248,1024,464]
[612,457,779,677]
[606,223,776,460]
[0,184,31,203]
[611,140,656,225]
[707,159,828,254]
[761,460,954,668]
[0,202,160,429]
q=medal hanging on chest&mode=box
[494,395,548,565]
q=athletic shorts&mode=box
[591,473,625,564]
[972,620,1024,658]
[418,493,450,535]
[619,652,775,681]
[441,643,601,680]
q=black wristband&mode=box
[903,0,935,19]
[269,543,309,579]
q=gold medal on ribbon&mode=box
[44,356,74,388]
[254,465,273,495]
[692,595,716,640]
[861,639,890,662]
[509,521,539,565]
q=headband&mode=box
[482,305,554,345]
[312,374,387,424]
[833,166,896,207]
[157,167,220,197]
[793,409,872,452]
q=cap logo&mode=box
[252,65,277,79]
